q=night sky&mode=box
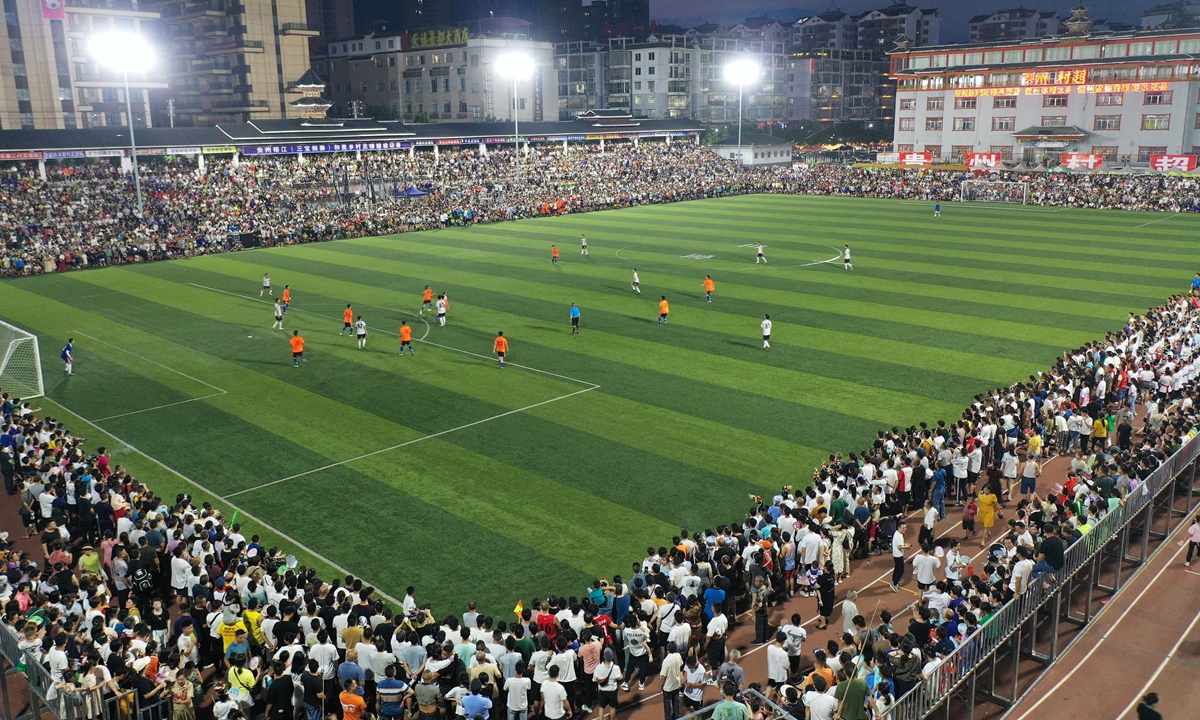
[650,0,1158,42]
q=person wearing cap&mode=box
[592,647,621,720]
[128,656,169,706]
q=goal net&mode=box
[959,179,1029,205]
[0,321,45,400]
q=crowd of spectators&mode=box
[2,147,1200,720]
[4,144,1200,277]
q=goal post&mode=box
[0,321,45,400]
[959,179,1029,205]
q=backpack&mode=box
[131,567,154,593]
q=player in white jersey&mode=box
[435,296,447,326]
[761,314,772,351]
[631,268,641,294]
[756,243,767,264]
[580,234,588,255]
[355,316,368,349]
[843,245,852,271]
[260,273,272,297]
[273,302,284,330]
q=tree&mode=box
[365,104,393,121]
[413,111,433,124]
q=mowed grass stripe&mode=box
[198,252,963,424]
[270,243,1041,382]
[9,275,683,575]
[137,260,885,455]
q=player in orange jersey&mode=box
[289,331,306,367]
[494,332,508,368]
[658,296,670,326]
[340,304,354,335]
[703,276,714,303]
[421,286,433,314]
[281,285,291,313]
[551,245,559,264]
[399,321,415,356]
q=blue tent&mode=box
[403,186,428,197]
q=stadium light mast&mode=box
[724,58,761,168]
[494,53,536,186]
[91,31,154,215]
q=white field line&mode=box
[1114,603,1200,719]
[224,384,599,498]
[43,397,406,609]
[1132,214,1183,229]
[72,331,229,421]
[896,201,1062,213]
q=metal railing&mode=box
[889,433,1200,720]
[0,622,167,720]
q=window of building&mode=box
[897,144,914,152]
[952,117,975,131]
[1183,39,1200,53]
[634,53,641,61]
[954,97,976,109]
[404,79,411,94]
[898,117,915,131]
[419,54,426,65]
[1090,146,1117,157]
[471,82,479,92]
[519,98,526,110]
[1194,113,1200,130]
[376,80,385,91]
[1043,94,1068,107]
[443,101,450,113]
[405,102,412,114]
[1138,145,1167,162]
[390,102,397,113]
[924,145,942,158]
[1024,48,1042,62]
[390,79,397,91]
[925,117,943,130]
[899,98,915,110]
[471,54,479,66]
[375,41,381,50]
[458,76,465,91]
[1094,115,1120,130]
[442,78,449,92]
[1103,42,1126,57]
[388,39,395,49]
[634,81,641,90]
[927,97,943,111]
[1041,116,1066,127]
[1144,91,1172,105]
[1097,93,1123,106]
[648,51,655,60]
[1128,41,1153,56]
[1073,44,1100,60]
[388,57,395,67]
[1154,40,1178,55]
[416,103,423,113]
[964,52,983,65]
[1143,114,1170,130]
[950,145,972,159]
[406,56,414,66]
[1044,46,1070,61]
[990,145,1013,160]
[993,97,1016,109]
[430,79,437,92]
[648,66,655,75]
[992,116,1014,131]
[983,51,1002,64]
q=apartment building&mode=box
[152,0,315,126]
[314,34,554,123]
[968,9,1063,43]
[0,0,166,130]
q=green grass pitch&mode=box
[3,194,1198,613]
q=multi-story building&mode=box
[602,35,696,119]
[787,49,890,123]
[0,0,167,130]
[693,36,787,122]
[792,11,858,53]
[607,0,649,41]
[554,41,605,119]
[1141,2,1200,30]
[305,0,355,55]
[314,33,554,123]
[968,9,1063,43]
[856,1,939,55]
[153,0,315,126]
[889,19,1200,165]
[581,1,608,42]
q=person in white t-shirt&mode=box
[761,315,772,350]
[541,667,571,720]
[912,544,941,591]
[765,632,789,700]
[802,676,838,720]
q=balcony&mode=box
[208,81,235,92]
[201,23,228,36]
[210,98,269,111]
[233,84,253,94]
[229,24,247,35]
[231,64,251,74]
[226,3,244,13]
[178,1,225,19]
[279,22,319,36]
[206,38,264,54]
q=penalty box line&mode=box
[223,384,599,498]
[72,331,229,422]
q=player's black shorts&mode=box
[276,315,283,321]
[356,333,366,338]
[659,313,668,318]
[497,352,505,358]
[292,351,303,357]
[571,317,579,327]
[763,334,770,341]
[344,322,352,328]
[401,340,411,346]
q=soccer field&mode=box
[3,194,1198,613]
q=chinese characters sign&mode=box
[1061,153,1105,170]
[1150,154,1198,172]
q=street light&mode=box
[493,53,535,185]
[724,58,760,167]
[91,31,154,215]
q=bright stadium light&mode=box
[725,58,761,167]
[91,31,155,215]
[493,53,536,184]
